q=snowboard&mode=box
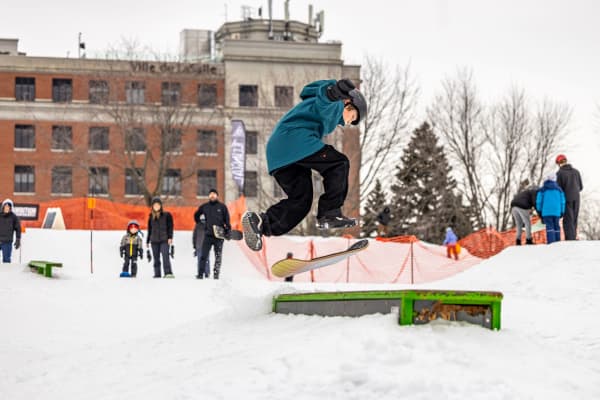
[271,239,369,278]
[213,226,243,241]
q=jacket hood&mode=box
[299,80,331,100]
[560,164,574,171]
[542,180,561,190]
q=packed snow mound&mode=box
[0,229,598,399]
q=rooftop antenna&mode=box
[268,0,273,39]
[284,0,290,21]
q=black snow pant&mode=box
[122,255,138,277]
[266,145,349,236]
[563,199,580,240]
[151,242,172,277]
[200,236,224,279]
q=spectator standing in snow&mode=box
[555,154,583,240]
[0,199,21,263]
[119,220,144,277]
[443,227,459,260]
[192,214,210,279]
[193,189,231,279]
[376,207,392,237]
[536,173,566,244]
[146,197,174,278]
[510,186,539,245]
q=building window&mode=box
[275,86,293,108]
[14,125,35,149]
[162,169,181,196]
[51,166,72,195]
[52,78,72,103]
[52,125,73,150]
[89,80,109,104]
[14,166,35,193]
[244,171,258,197]
[239,85,258,107]
[89,167,109,195]
[161,82,181,106]
[125,128,146,152]
[197,130,217,154]
[197,170,216,196]
[126,81,145,104]
[125,168,143,195]
[15,77,35,101]
[198,84,217,107]
[246,131,258,155]
[89,127,109,151]
[163,129,182,153]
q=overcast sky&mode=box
[3,0,599,197]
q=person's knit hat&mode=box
[209,188,218,196]
[1,198,14,210]
[545,172,557,181]
[151,197,162,206]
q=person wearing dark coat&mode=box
[555,154,583,240]
[146,197,174,278]
[376,206,392,237]
[193,189,231,279]
[510,187,539,245]
[0,199,21,263]
[192,215,210,278]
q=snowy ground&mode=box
[0,229,599,399]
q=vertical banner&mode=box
[230,119,247,195]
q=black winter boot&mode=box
[515,238,521,246]
[525,238,534,245]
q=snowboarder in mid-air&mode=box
[242,78,368,251]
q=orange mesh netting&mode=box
[20,196,247,231]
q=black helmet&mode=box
[349,89,367,125]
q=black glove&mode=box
[120,246,125,258]
[326,79,355,101]
[193,248,197,257]
[146,249,152,263]
[170,245,175,259]
[138,248,144,259]
[14,239,20,250]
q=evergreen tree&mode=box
[389,122,472,242]
[361,179,387,237]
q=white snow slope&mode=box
[0,229,599,400]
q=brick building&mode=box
[1,13,362,233]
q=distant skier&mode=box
[376,207,392,237]
[194,189,231,279]
[242,79,368,251]
[146,197,174,278]
[0,199,21,263]
[119,220,144,277]
[555,154,583,240]
[510,186,539,245]
[443,227,459,261]
[536,173,566,244]
[192,214,211,279]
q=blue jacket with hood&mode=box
[266,80,345,174]
[536,180,566,218]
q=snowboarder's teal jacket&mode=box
[535,180,566,218]
[266,80,345,174]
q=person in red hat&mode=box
[555,154,583,240]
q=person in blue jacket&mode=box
[443,227,459,260]
[536,173,566,244]
[242,79,368,251]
